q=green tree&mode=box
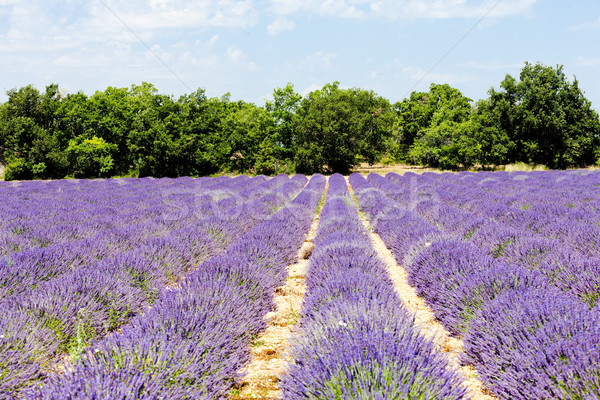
[175,89,216,176]
[126,84,184,177]
[391,84,466,162]
[409,120,482,170]
[175,92,249,176]
[486,62,600,168]
[469,99,514,167]
[293,82,393,174]
[408,85,483,169]
[0,84,65,179]
[84,85,139,175]
[265,83,302,170]
[219,102,277,174]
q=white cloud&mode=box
[403,65,470,86]
[568,16,600,31]
[269,0,304,15]
[209,0,257,28]
[300,83,324,97]
[376,0,537,19]
[3,0,598,112]
[0,1,260,87]
[227,45,243,61]
[576,56,600,66]
[367,58,473,97]
[149,0,171,10]
[85,0,258,32]
[365,57,404,80]
[267,16,295,35]
[458,61,524,70]
[180,52,222,70]
[304,51,337,70]
[269,0,536,20]
[269,0,368,19]
[146,44,171,63]
[0,1,267,102]
[225,45,258,70]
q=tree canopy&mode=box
[293,82,393,174]
[485,62,600,168]
[1,62,599,180]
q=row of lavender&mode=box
[0,176,229,257]
[398,170,600,255]
[439,169,600,219]
[0,174,276,303]
[0,174,304,398]
[0,174,278,397]
[29,174,326,399]
[374,171,600,397]
[281,174,468,399]
[383,171,600,397]
[385,171,600,306]
[0,173,302,259]
[350,172,600,399]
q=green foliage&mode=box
[265,83,302,165]
[391,83,467,162]
[3,157,31,181]
[410,120,482,170]
[66,136,117,178]
[397,63,600,170]
[0,67,598,179]
[293,82,393,174]
[470,99,514,167]
[407,85,482,169]
[0,84,67,179]
[486,62,600,168]
[176,91,224,176]
[219,102,277,174]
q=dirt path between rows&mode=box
[347,178,496,400]
[232,182,326,399]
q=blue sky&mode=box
[1,0,599,111]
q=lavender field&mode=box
[1,170,599,399]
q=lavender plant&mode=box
[357,170,600,398]
[28,174,325,399]
[282,173,468,399]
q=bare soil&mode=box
[232,185,325,399]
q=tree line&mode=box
[1,61,599,180]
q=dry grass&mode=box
[502,162,548,172]
[351,162,442,176]
[353,161,599,175]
